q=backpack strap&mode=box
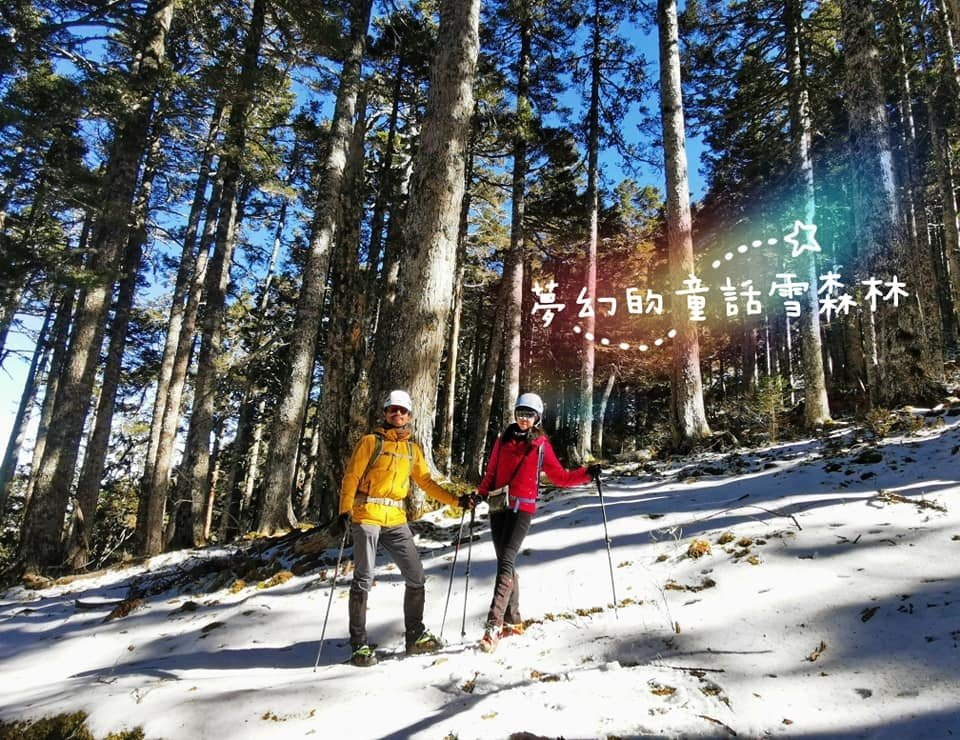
[358,434,384,493]
[510,443,545,513]
[358,434,415,493]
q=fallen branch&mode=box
[698,714,738,736]
[875,490,947,513]
[75,599,125,611]
[662,664,726,674]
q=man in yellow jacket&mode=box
[339,389,474,667]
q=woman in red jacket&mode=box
[476,392,600,652]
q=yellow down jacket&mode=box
[339,426,459,527]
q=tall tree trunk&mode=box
[313,86,371,528]
[257,0,373,536]
[466,300,505,481]
[438,145,474,475]
[841,0,943,404]
[140,173,219,555]
[657,0,710,449]
[65,234,142,569]
[785,0,831,427]
[22,289,74,513]
[593,366,616,455]
[18,0,175,572]
[218,146,294,539]
[139,100,225,530]
[66,132,163,570]
[365,52,406,299]
[500,12,532,430]
[890,3,957,348]
[0,303,55,517]
[378,0,479,449]
[578,0,602,461]
[916,0,960,340]
[175,0,266,548]
[0,285,26,367]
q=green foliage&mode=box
[0,711,143,740]
[750,375,788,443]
[861,408,925,440]
[87,480,141,569]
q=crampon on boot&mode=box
[406,629,443,655]
[350,644,378,667]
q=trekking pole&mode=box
[460,508,476,639]
[439,509,467,641]
[595,474,620,619]
[313,528,348,671]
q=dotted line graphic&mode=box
[710,237,779,270]
[572,324,678,351]
[570,234,783,350]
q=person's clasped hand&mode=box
[586,463,602,480]
[458,493,479,510]
[337,512,352,534]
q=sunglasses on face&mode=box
[386,406,410,415]
[515,410,537,420]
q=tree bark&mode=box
[175,0,266,548]
[785,0,831,427]
[840,0,944,405]
[0,302,54,517]
[889,3,956,348]
[22,289,74,513]
[312,86,371,528]
[257,0,373,535]
[370,0,480,472]
[577,0,602,462]
[139,99,225,533]
[657,0,711,448]
[18,0,175,572]
[139,173,218,555]
[593,366,616,455]
[501,11,532,430]
[66,135,160,570]
[437,144,474,475]
[466,299,505,481]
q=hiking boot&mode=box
[350,644,378,667]
[406,630,443,655]
[479,626,500,653]
[502,622,524,637]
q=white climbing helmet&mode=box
[514,392,544,418]
[384,389,413,412]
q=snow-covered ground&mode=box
[2,417,959,739]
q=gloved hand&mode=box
[586,463,603,480]
[458,493,478,510]
[337,512,352,534]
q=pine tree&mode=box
[18,0,176,572]
[257,0,373,535]
[372,0,481,471]
[658,0,710,448]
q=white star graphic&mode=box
[784,220,821,257]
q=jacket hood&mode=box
[374,425,411,442]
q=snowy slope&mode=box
[1,418,959,739]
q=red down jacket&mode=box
[478,430,590,514]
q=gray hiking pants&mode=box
[349,522,426,647]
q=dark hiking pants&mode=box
[486,509,533,627]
